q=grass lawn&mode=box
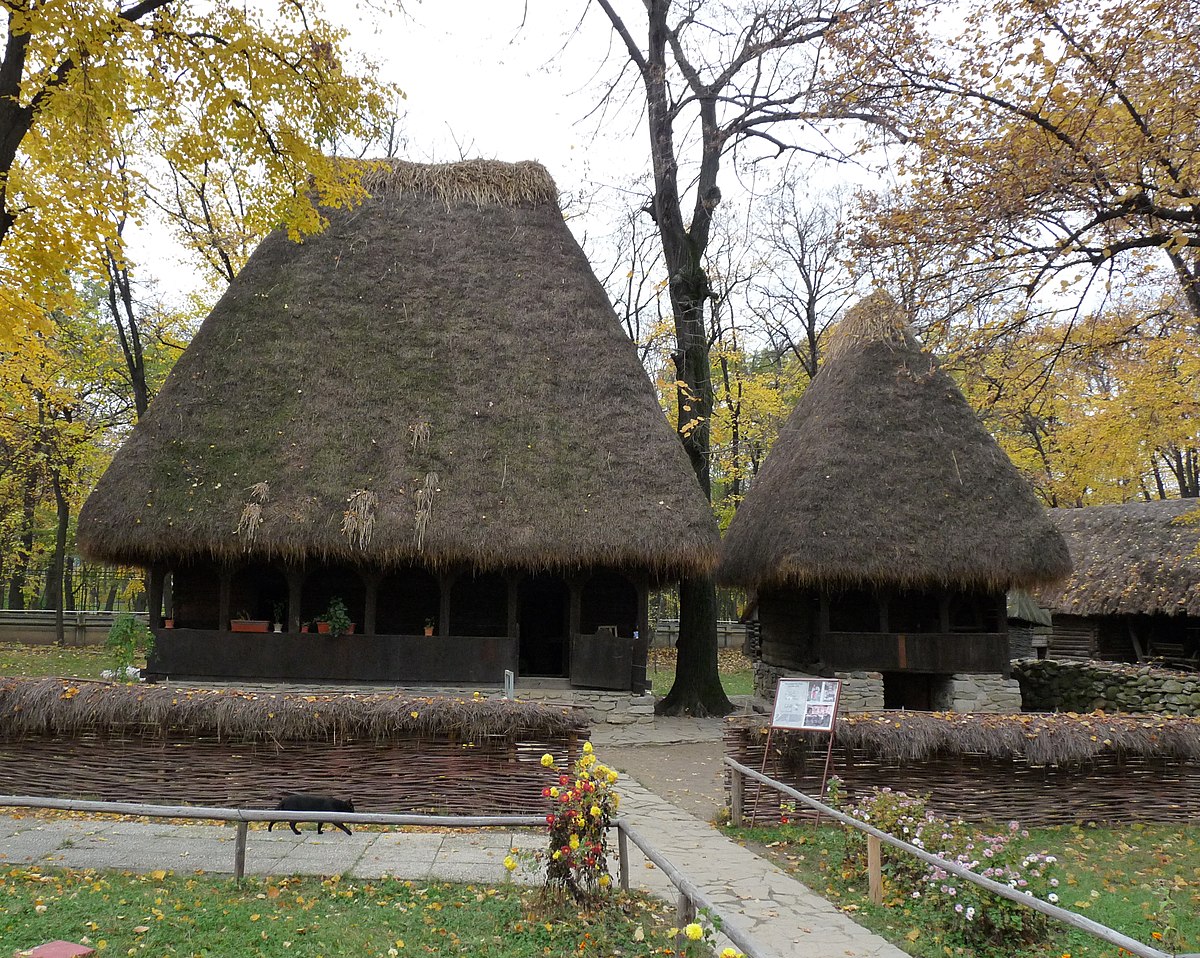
[0,867,682,957]
[0,642,118,681]
[728,818,1200,958]
[648,647,754,698]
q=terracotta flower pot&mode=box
[316,621,331,634]
[424,627,434,636]
[231,619,270,633]
[163,619,174,629]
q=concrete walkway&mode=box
[0,713,907,958]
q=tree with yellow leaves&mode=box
[833,0,1200,323]
[0,1,398,345]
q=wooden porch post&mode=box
[147,565,165,630]
[438,570,456,636]
[634,578,651,693]
[218,565,232,631]
[286,567,303,632]
[363,571,380,636]
[567,576,582,676]
[506,573,520,639]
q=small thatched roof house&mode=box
[718,291,1071,709]
[1036,500,1200,668]
[78,159,717,688]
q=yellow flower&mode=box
[540,753,554,768]
[607,771,619,784]
[503,855,517,872]
[590,805,601,818]
[552,850,561,860]
[582,741,593,754]
[580,753,595,767]
[569,835,580,850]
[410,711,419,718]
[598,874,611,887]
[685,923,704,941]
[719,949,743,958]
[549,787,559,798]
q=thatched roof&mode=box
[1037,499,1200,616]
[77,159,717,576]
[728,710,1200,765]
[717,291,1071,592]
[0,677,588,743]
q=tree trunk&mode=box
[657,575,728,716]
[6,474,37,609]
[47,469,69,645]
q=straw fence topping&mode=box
[0,677,588,744]
[728,710,1200,767]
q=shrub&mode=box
[103,613,153,682]
[844,787,1059,947]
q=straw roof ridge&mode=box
[1036,498,1200,615]
[357,158,559,208]
[717,291,1071,592]
[728,710,1200,765]
[77,158,717,575]
[0,677,588,743]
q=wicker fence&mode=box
[0,678,587,814]
[724,714,1200,827]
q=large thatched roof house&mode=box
[78,159,717,688]
[1036,500,1200,668]
[718,292,1071,710]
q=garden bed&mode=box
[0,677,588,814]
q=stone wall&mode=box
[1014,658,1200,715]
[754,661,886,712]
[931,674,1023,712]
[754,661,1021,713]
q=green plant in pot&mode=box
[319,597,353,637]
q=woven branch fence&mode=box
[0,679,587,814]
[724,712,1200,827]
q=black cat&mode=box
[267,793,355,836]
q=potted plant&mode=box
[317,597,354,637]
[272,601,286,633]
[231,611,270,633]
[424,617,435,636]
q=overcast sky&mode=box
[334,3,639,189]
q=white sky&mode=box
[139,2,653,297]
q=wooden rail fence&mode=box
[724,757,1192,958]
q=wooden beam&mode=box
[218,566,232,631]
[286,566,303,632]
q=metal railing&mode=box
[724,757,1191,958]
[0,795,543,881]
[1,794,774,958]
[616,820,773,958]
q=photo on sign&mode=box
[770,677,842,731]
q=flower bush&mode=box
[538,742,619,900]
[843,787,1059,947]
[662,909,743,958]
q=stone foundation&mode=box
[514,689,657,725]
[754,661,885,711]
[930,673,1022,712]
[753,661,1020,713]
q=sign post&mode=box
[749,676,842,826]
